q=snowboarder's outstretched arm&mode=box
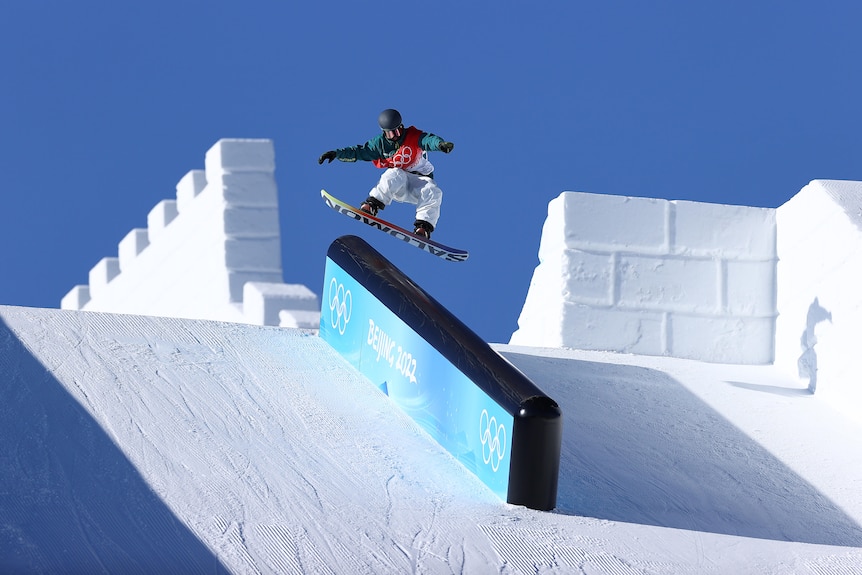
[417,131,454,154]
[318,134,388,164]
[318,131,453,165]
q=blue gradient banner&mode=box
[320,257,513,499]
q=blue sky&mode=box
[2,2,861,343]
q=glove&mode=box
[438,141,454,153]
[318,150,337,164]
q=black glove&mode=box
[318,150,337,164]
[438,141,454,153]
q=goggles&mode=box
[382,124,404,138]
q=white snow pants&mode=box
[368,168,442,228]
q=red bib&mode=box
[373,126,423,170]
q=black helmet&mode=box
[378,109,403,131]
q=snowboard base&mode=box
[321,189,469,262]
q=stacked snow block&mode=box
[511,191,777,364]
[243,282,320,328]
[61,139,319,328]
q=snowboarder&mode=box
[318,109,454,239]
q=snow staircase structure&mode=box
[60,139,319,329]
[319,235,562,511]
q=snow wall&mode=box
[60,139,319,329]
[511,192,777,364]
[775,180,862,416]
[320,235,562,511]
[512,180,862,421]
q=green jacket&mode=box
[334,127,444,166]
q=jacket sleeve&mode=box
[419,131,444,152]
[335,134,385,162]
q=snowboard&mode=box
[321,189,469,263]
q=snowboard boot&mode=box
[360,197,385,216]
[413,220,434,240]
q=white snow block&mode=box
[559,305,666,355]
[209,172,278,207]
[226,271,284,303]
[205,139,275,174]
[617,255,720,314]
[202,140,277,208]
[557,249,615,306]
[222,206,281,237]
[672,200,776,259]
[58,138,320,330]
[118,228,149,272]
[147,200,178,243]
[670,315,775,364]
[539,192,669,260]
[88,257,120,299]
[511,300,666,356]
[725,260,776,316]
[61,285,91,310]
[243,282,319,326]
[279,309,322,329]
[176,170,207,213]
[513,190,778,364]
[223,237,282,272]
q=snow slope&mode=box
[3,304,862,573]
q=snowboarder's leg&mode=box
[369,169,442,231]
[368,168,409,206]
[412,176,442,229]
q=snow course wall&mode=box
[511,192,777,364]
[61,139,319,328]
[774,180,862,418]
[512,180,862,422]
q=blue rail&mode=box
[319,235,561,510]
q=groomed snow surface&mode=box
[3,305,862,574]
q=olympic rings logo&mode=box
[328,278,352,335]
[479,409,507,472]
[392,146,414,168]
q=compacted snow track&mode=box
[2,304,862,574]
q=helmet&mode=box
[378,109,403,131]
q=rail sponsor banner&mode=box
[320,256,513,499]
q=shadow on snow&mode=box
[0,318,229,574]
[503,351,862,547]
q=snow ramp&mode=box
[3,304,862,573]
[0,304,507,573]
